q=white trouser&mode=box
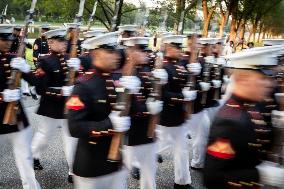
[32,116,78,175]
[190,101,225,168]
[2,126,41,189]
[21,79,30,94]
[189,110,210,168]
[123,143,157,189]
[74,169,128,189]
[157,125,191,185]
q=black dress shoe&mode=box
[157,154,163,163]
[131,167,140,180]
[190,166,203,171]
[30,92,38,100]
[68,175,73,183]
[33,159,43,170]
[187,134,192,139]
[174,183,194,189]
[23,93,31,96]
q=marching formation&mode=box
[1,2,284,189]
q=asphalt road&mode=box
[0,97,206,189]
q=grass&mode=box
[25,48,35,68]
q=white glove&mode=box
[182,88,197,101]
[10,57,31,73]
[199,82,211,91]
[223,75,230,84]
[216,57,226,65]
[119,76,141,94]
[212,80,222,88]
[24,38,29,44]
[272,110,284,128]
[187,63,202,75]
[109,111,131,132]
[256,161,284,188]
[152,69,168,84]
[67,58,81,71]
[204,56,216,64]
[2,89,21,102]
[62,86,74,97]
[146,98,163,115]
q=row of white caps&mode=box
[161,35,225,45]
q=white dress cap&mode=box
[162,35,185,45]
[44,29,67,39]
[118,25,138,32]
[226,48,279,69]
[83,29,108,38]
[81,31,120,50]
[198,38,218,45]
[263,39,284,46]
[63,23,81,29]
[126,37,150,46]
[0,24,14,34]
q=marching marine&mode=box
[31,28,80,183]
[121,37,167,189]
[204,48,284,188]
[157,35,195,189]
[33,24,50,67]
[67,32,130,189]
[0,24,41,189]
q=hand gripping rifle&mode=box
[108,50,137,162]
[184,34,199,119]
[213,43,223,100]
[66,0,86,86]
[3,0,37,125]
[86,0,98,31]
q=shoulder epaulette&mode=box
[218,99,243,120]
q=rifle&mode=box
[184,34,199,119]
[147,52,164,138]
[213,43,223,100]
[3,0,37,125]
[86,0,98,31]
[0,5,8,24]
[108,49,137,162]
[66,0,86,86]
[201,43,214,106]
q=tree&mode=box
[176,0,198,34]
[202,0,216,37]
[217,0,229,38]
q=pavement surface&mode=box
[0,97,206,189]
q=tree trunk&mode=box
[248,26,253,41]
[229,0,238,43]
[202,0,215,37]
[252,22,258,42]
[218,13,226,38]
[202,0,208,37]
[175,0,185,34]
[262,30,266,39]
[257,23,263,43]
[239,20,245,40]
[229,16,237,42]
[111,0,124,31]
[203,18,210,37]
